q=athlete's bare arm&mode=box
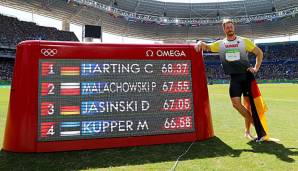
[247,46,263,73]
[194,41,211,52]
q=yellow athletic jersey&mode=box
[209,36,256,53]
[207,36,257,74]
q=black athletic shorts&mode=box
[229,72,254,98]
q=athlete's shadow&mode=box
[246,140,298,163]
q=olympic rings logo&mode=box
[41,49,58,56]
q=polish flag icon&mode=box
[60,83,80,96]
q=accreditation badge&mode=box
[225,49,240,61]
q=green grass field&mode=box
[0,84,298,171]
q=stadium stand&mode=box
[0,13,297,84]
[0,58,13,82]
[0,14,78,47]
[0,14,78,83]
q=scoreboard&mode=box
[3,41,213,152]
[39,60,195,141]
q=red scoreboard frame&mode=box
[3,41,213,152]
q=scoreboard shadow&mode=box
[0,137,243,170]
[1,137,296,170]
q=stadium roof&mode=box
[156,0,244,3]
[1,0,298,41]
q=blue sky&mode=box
[1,4,298,44]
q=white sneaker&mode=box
[256,136,267,143]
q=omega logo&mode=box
[146,49,186,57]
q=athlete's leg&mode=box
[243,96,255,139]
[229,74,254,139]
[230,97,254,129]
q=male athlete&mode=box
[195,19,264,140]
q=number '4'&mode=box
[47,125,55,135]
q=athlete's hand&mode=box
[194,41,203,52]
[247,67,258,73]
